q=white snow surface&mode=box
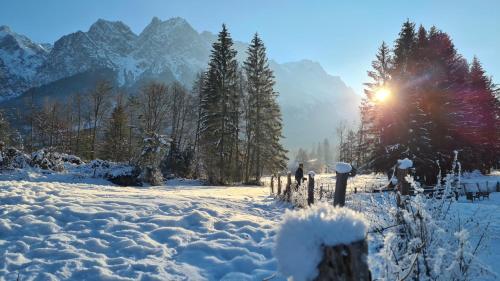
[397,158,413,169]
[0,176,287,280]
[335,162,352,173]
[274,204,367,281]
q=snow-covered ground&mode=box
[0,177,287,281]
[1,170,499,280]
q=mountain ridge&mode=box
[0,17,360,151]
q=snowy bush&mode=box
[30,148,84,171]
[274,204,367,280]
[105,165,142,186]
[0,147,30,169]
[137,134,170,185]
[370,155,492,280]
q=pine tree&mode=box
[406,25,434,182]
[0,110,11,145]
[467,57,499,172]
[243,33,288,182]
[362,41,396,173]
[101,98,129,162]
[323,138,333,167]
[191,72,205,178]
[199,24,240,184]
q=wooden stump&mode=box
[315,239,371,281]
[308,173,315,206]
[334,172,349,207]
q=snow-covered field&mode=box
[0,177,287,280]
[1,171,499,280]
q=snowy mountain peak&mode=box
[88,19,136,39]
[0,25,12,36]
[0,25,49,101]
[139,16,195,39]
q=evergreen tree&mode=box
[199,24,240,184]
[323,138,333,167]
[294,148,309,168]
[0,110,11,145]
[243,33,288,182]
[362,41,397,173]
[468,57,499,172]
[101,98,129,162]
[363,20,499,182]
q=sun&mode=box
[375,88,390,102]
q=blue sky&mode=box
[1,0,498,95]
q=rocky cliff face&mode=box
[0,25,49,101]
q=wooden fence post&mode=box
[334,163,352,207]
[278,174,282,195]
[308,171,315,206]
[286,172,292,202]
[396,167,410,196]
[396,158,412,208]
[315,239,371,281]
[270,174,275,195]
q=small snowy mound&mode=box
[274,204,367,281]
[397,158,413,169]
[335,162,352,173]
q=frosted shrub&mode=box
[137,134,170,185]
[372,156,492,280]
[0,146,30,169]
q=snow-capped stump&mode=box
[397,158,413,169]
[335,162,352,174]
[275,204,370,281]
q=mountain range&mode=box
[0,17,360,152]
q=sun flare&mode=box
[375,88,390,102]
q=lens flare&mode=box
[375,88,390,102]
